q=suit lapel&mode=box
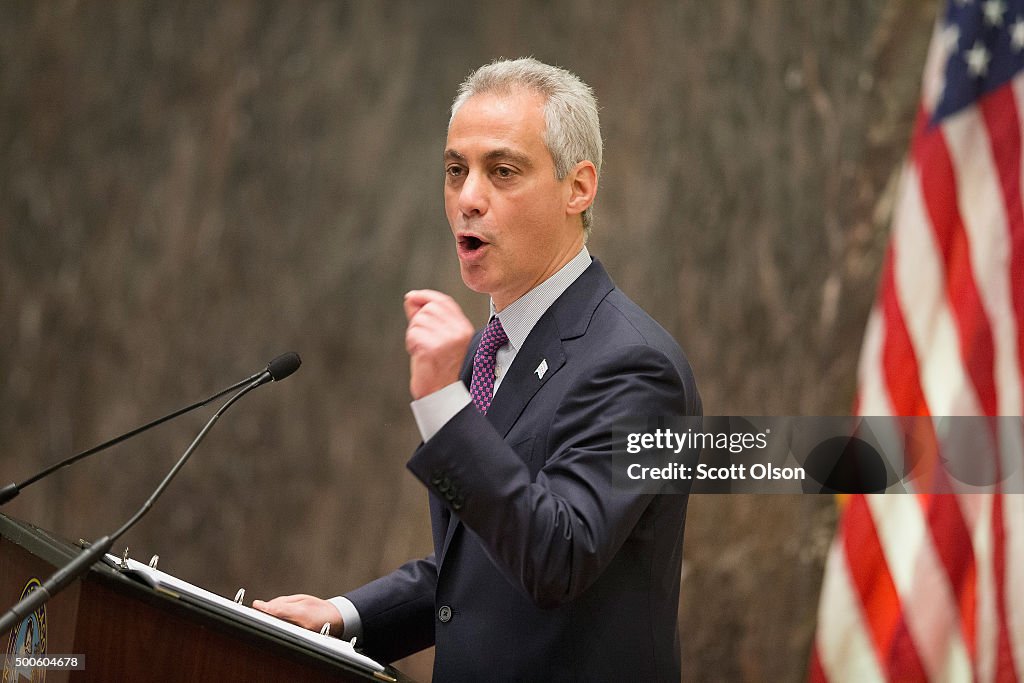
[436,259,616,564]
[484,314,565,438]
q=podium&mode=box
[0,513,412,682]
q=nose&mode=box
[457,169,488,217]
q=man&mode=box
[255,57,701,681]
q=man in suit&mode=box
[255,57,701,681]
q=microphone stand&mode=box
[0,375,266,637]
[0,374,261,506]
[0,352,300,506]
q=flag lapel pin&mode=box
[534,358,548,380]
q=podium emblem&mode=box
[3,578,47,682]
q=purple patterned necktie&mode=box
[469,316,508,414]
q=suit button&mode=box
[438,477,451,493]
[438,605,452,623]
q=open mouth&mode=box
[458,235,488,252]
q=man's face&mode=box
[444,90,584,311]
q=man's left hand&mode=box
[404,290,474,400]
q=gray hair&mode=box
[450,57,603,232]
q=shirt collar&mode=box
[489,246,591,352]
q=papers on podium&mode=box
[102,554,385,675]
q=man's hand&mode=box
[404,290,474,400]
[252,594,343,635]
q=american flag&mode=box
[810,1,1024,681]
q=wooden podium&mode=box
[0,513,412,682]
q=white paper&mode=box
[103,554,384,673]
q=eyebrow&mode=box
[444,147,533,168]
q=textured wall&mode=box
[0,2,935,680]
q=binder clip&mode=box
[234,588,246,604]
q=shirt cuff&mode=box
[410,381,471,442]
[327,596,363,641]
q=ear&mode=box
[564,160,598,219]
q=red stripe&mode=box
[980,84,1024,400]
[879,246,931,417]
[981,87,1024,373]
[979,84,1024,398]
[992,492,1020,681]
[912,116,999,416]
[920,493,978,663]
[808,645,828,683]
[888,615,931,682]
[842,495,929,680]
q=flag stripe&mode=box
[889,158,963,417]
[993,492,1020,681]
[925,494,978,667]
[960,493,998,683]
[815,520,888,682]
[913,119,998,417]
[1005,490,1024,674]
[856,307,895,416]
[1011,77,1024,396]
[976,89,1024,417]
[879,240,929,418]
[868,494,969,679]
[842,495,915,674]
[1007,74,1024,681]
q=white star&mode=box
[1012,17,1024,51]
[966,40,991,77]
[942,23,961,52]
[983,0,1006,27]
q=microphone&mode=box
[264,351,302,383]
[0,353,302,506]
[0,353,301,636]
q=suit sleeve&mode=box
[343,554,437,663]
[406,343,694,608]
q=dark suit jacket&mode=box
[346,258,701,681]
